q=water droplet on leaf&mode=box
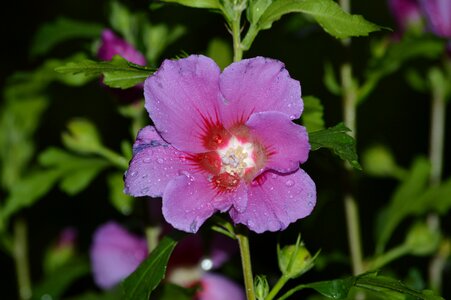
[285,180,295,187]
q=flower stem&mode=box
[427,64,447,292]
[236,228,256,300]
[265,275,289,300]
[231,10,243,62]
[367,243,410,271]
[339,0,364,277]
[13,218,32,300]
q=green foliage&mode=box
[143,23,186,66]
[323,62,341,96]
[255,0,383,38]
[121,236,178,300]
[362,145,406,179]
[309,123,361,170]
[161,0,221,10]
[108,172,135,215]
[302,96,325,132]
[109,1,139,46]
[206,38,233,70]
[55,56,154,89]
[62,118,103,154]
[279,272,443,300]
[404,222,441,256]
[157,283,197,300]
[30,18,103,57]
[376,158,430,252]
[32,258,90,300]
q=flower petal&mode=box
[90,222,148,290]
[144,55,222,152]
[246,112,310,174]
[162,173,233,233]
[219,57,302,127]
[419,0,451,38]
[124,126,194,197]
[97,29,147,65]
[197,273,245,300]
[209,234,239,269]
[230,169,316,233]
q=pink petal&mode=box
[124,126,194,197]
[219,57,302,127]
[90,222,148,290]
[230,169,316,233]
[144,55,222,153]
[162,173,234,233]
[97,29,147,65]
[209,234,238,269]
[419,0,451,38]
[197,273,245,300]
[246,111,310,174]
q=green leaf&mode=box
[108,172,134,215]
[109,1,137,46]
[247,0,273,24]
[161,0,222,10]
[55,56,154,89]
[157,283,198,300]
[62,118,103,154]
[206,38,233,70]
[323,62,341,95]
[30,18,103,57]
[279,272,444,300]
[413,177,451,215]
[38,148,110,195]
[121,236,178,300]
[309,123,361,170]
[0,97,48,190]
[302,96,325,132]
[1,170,61,224]
[257,0,383,38]
[143,23,186,66]
[32,258,90,300]
[376,157,430,253]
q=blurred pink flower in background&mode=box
[90,221,244,300]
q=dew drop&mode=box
[140,187,149,194]
[285,180,295,187]
[190,220,198,233]
[308,201,313,207]
[141,174,148,179]
[130,171,138,177]
[271,173,278,179]
[156,158,164,164]
[143,157,152,163]
[289,115,296,120]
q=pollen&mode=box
[217,137,255,177]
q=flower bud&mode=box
[278,239,314,279]
[254,275,269,300]
[405,222,441,256]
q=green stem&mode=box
[231,11,243,62]
[13,218,32,300]
[339,0,364,277]
[145,226,161,254]
[237,229,256,300]
[367,244,410,271]
[96,147,129,170]
[265,275,289,300]
[427,65,447,292]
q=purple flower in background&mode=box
[97,29,146,65]
[90,222,244,300]
[124,55,316,234]
[388,0,423,35]
[419,0,451,38]
[90,222,148,289]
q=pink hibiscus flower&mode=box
[124,55,316,233]
[419,0,451,38]
[97,29,146,65]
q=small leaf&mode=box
[161,0,222,10]
[144,23,186,66]
[121,236,178,300]
[309,123,361,170]
[55,56,154,89]
[62,118,103,154]
[302,96,325,132]
[323,62,341,95]
[30,18,103,57]
[258,0,383,38]
[109,1,137,46]
[247,0,273,24]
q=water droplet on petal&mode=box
[285,180,295,187]
[140,187,149,194]
[308,201,313,207]
[143,157,152,163]
[289,115,296,120]
[190,220,198,233]
[141,174,148,179]
[271,173,278,179]
[157,158,164,164]
[130,171,137,177]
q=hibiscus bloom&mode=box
[388,0,423,35]
[124,55,316,233]
[90,222,244,300]
[97,29,146,65]
[418,0,451,38]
